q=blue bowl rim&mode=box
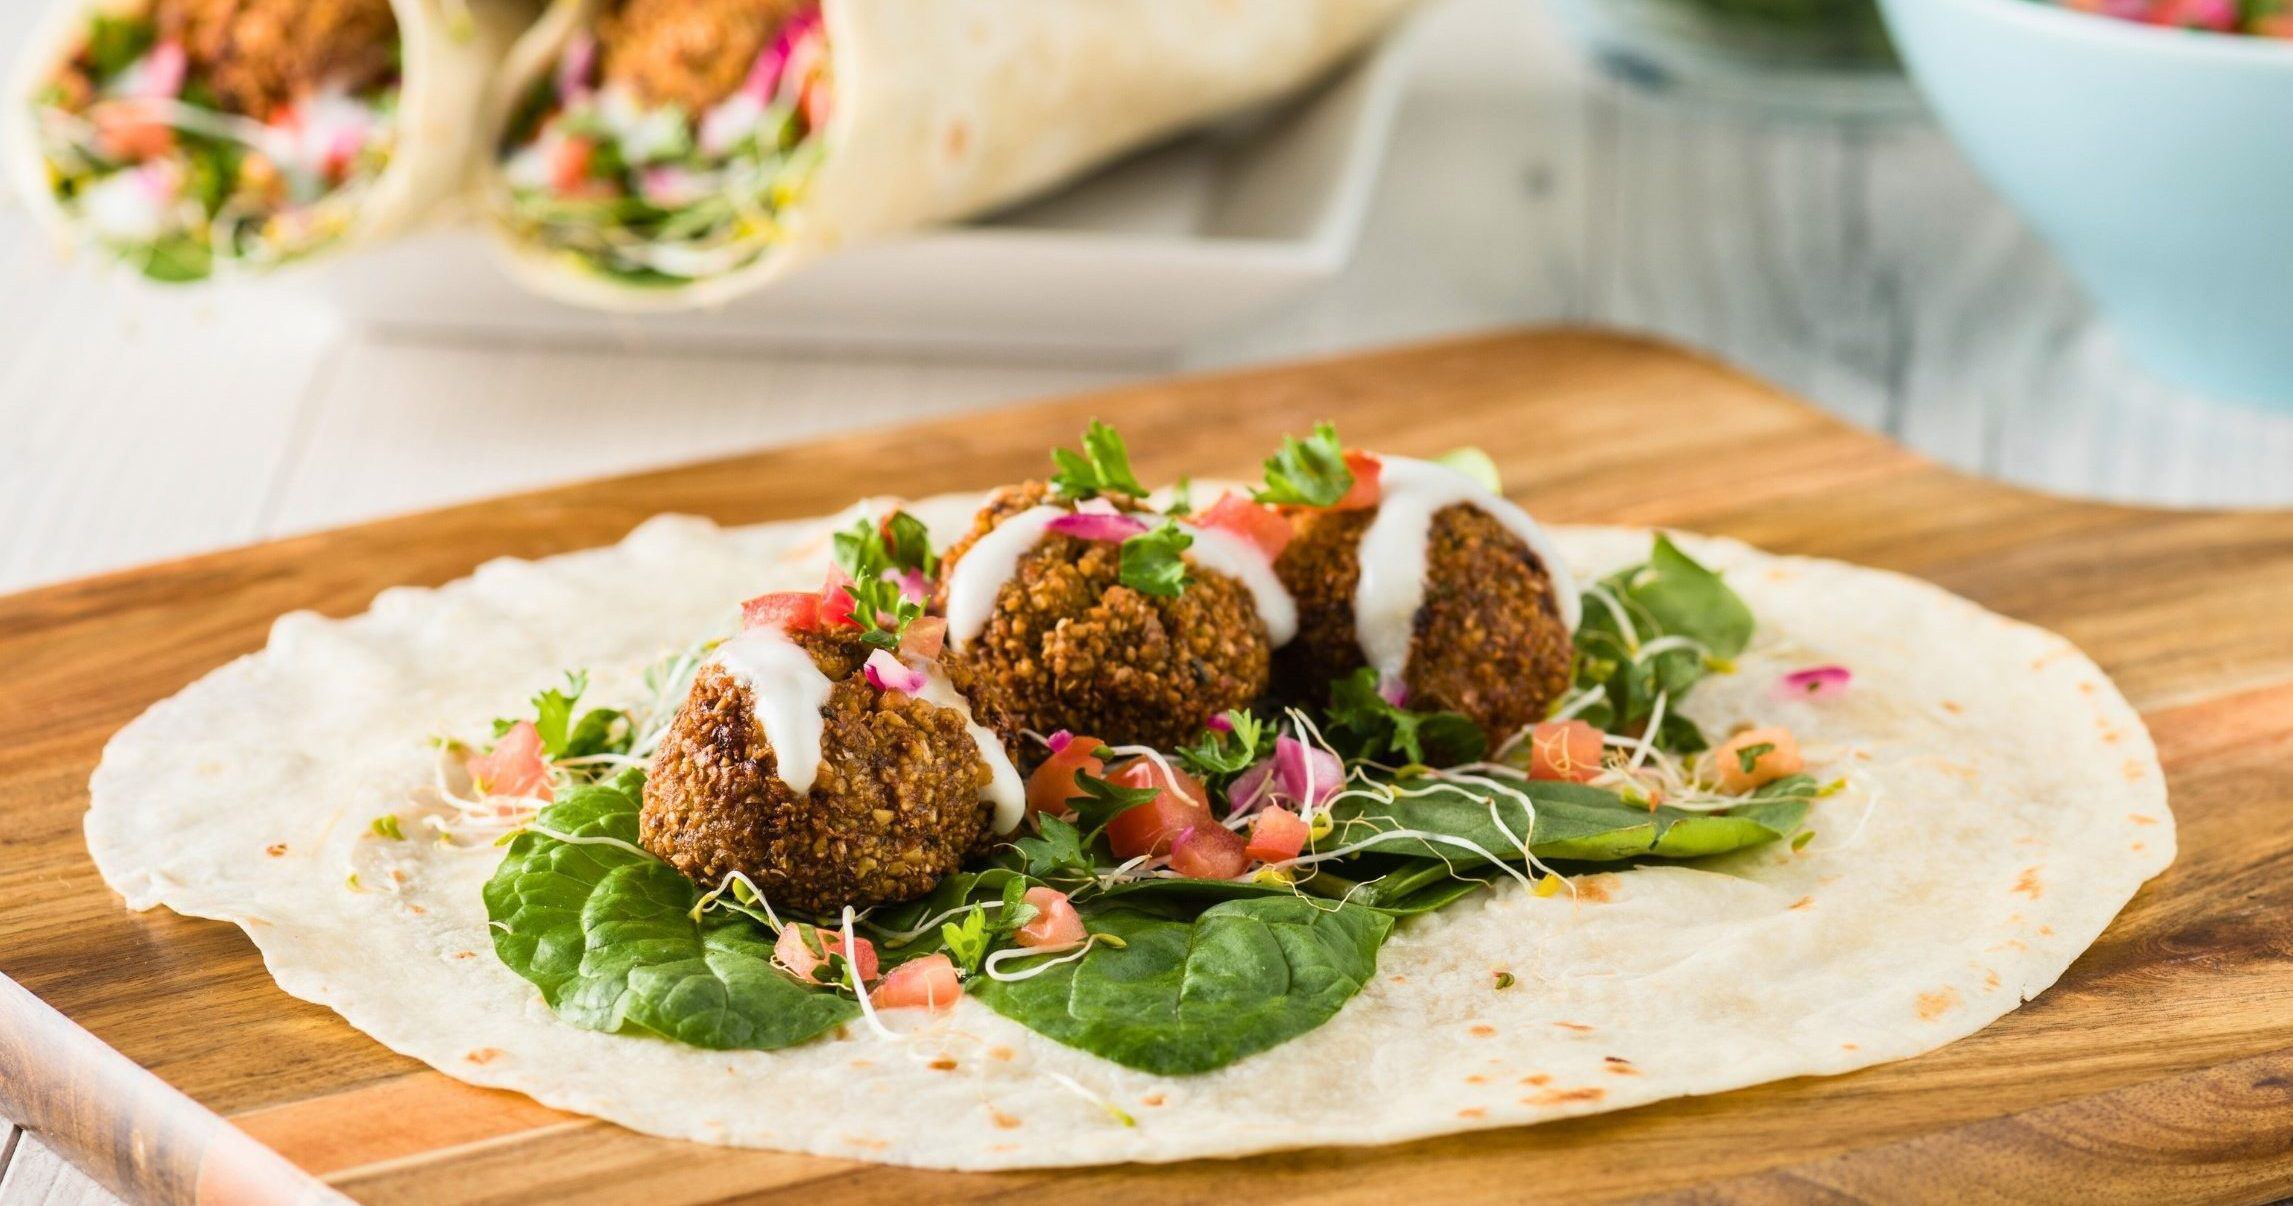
[1926,0,2293,63]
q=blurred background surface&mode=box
[2,0,2290,605]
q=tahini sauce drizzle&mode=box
[1353,457,1581,682]
[909,660,1026,834]
[710,625,833,794]
[944,503,1298,648]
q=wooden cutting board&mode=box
[4,330,2291,1205]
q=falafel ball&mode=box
[1276,502,1572,743]
[640,629,995,914]
[597,0,810,113]
[158,0,398,118]
[938,482,1273,753]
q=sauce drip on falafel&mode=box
[712,624,835,794]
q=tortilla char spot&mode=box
[1841,1042,1858,1051]
[2121,759,2146,781]
[1470,1025,1497,1038]
[453,950,474,959]
[1984,969,2001,991]
[464,1048,503,1065]
[2012,867,2043,899]
[1466,1074,1487,1085]
[2132,841,2145,852]
[1521,1074,1552,1086]
[846,1137,889,1150]
[265,843,287,857]
[2129,813,2158,826]
[1141,1094,1165,1107]
[1391,974,1409,984]
[2038,924,2053,936]
[1915,987,1962,1020]
[1604,1057,1638,1076]
[989,1046,1015,1061]
[944,119,970,158]
[1554,1021,1595,1033]
[2079,681,2096,694]
[1940,700,1964,715]
[928,1058,958,1071]
[990,1143,1018,1153]
[1458,1107,1486,1119]
[1575,875,1615,903]
[406,903,426,915]
[849,1059,873,1069]
[1788,896,1814,911]
[1523,1087,1605,1106]
[991,1111,1022,1130]
[2103,731,2121,744]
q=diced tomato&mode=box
[94,109,174,159]
[1525,720,1605,783]
[465,720,552,801]
[774,924,879,984]
[550,135,595,195]
[817,566,859,629]
[870,953,961,1010]
[740,590,823,632]
[1026,736,1106,821]
[1170,823,1250,880]
[1015,886,1086,949]
[1101,758,1214,860]
[1193,491,1293,561]
[800,76,831,132]
[900,615,946,660]
[1244,807,1309,863]
[1334,451,1383,510]
[1713,726,1803,793]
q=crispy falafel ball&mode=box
[158,0,398,117]
[938,482,1272,753]
[1276,502,1573,743]
[640,629,994,914]
[597,0,810,112]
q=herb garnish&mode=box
[1119,520,1194,598]
[1254,422,1354,507]
[1324,667,1487,766]
[1177,710,1275,780]
[1568,534,1755,753]
[494,670,631,762]
[832,511,937,650]
[1051,420,1148,499]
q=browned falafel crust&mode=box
[597,0,809,112]
[157,0,398,118]
[639,632,994,914]
[938,482,1273,754]
[1274,502,1573,744]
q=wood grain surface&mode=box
[2,330,2290,1205]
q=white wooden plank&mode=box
[0,1136,119,1206]
[260,336,1134,536]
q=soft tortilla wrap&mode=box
[3,0,532,274]
[481,0,1420,310]
[85,493,2173,1170]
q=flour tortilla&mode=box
[4,0,532,274]
[480,0,1420,310]
[86,494,2174,1170]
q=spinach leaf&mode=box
[1323,667,1486,766]
[1571,534,1755,753]
[1323,772,1808,865]
[483,771,859,1049]
[974,897,1391,1075]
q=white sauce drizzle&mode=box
[1182,524,1297,646]
[944,506,1063,649]
[1353,457,1582,682]
[909,660,1027,834]
[710,626,833,794]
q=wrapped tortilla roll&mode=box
[4,0,532,282]
[484,0,1420,309]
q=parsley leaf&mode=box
[831,511,937,650]
[510,671,631,762]
[1254,423,1354,507]
[1734,742,1775,773]
[844,574,923,651]
[1177,710,1275,780]
[1167,477,1194,517]
[1119,520,1193,598]
[1323,667,1487,766]
[1009,815,1092,881]
[1050,420,1147,499]
[1066,768,1163,835]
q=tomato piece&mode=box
[465,720,552,801]
[1334,451,1383,510]
[1025,735,1105,821]
[1525,720,1605,783]
[740,590,822,632]
[95,110,174,159]
[817,566,859,629]
[899,615,947,660]
[871,953,961,1010]
[1101,758,1214,860]
[1244,807,1309,863]
[1015,887,1086,949]
[1713,726,1803,793]
[1170,823,1250,880]
[774,924,878,984]
[550,134,595,195]
[1194,492,1293,560]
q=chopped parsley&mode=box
[1178,710,1275,780]
[1119,520,1194,598]
[1254,422,1354,507]
[832,511,938,650]
[1735,742,1776,773]
[1051,420,1148,499]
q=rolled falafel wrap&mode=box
[482,0,1420,308]
[5,0,533,282]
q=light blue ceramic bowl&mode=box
[1879,0,2293,408]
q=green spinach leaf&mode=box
[974,896,1391,1075]
[1323,772,1808,865]
[483,771,859,1049]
